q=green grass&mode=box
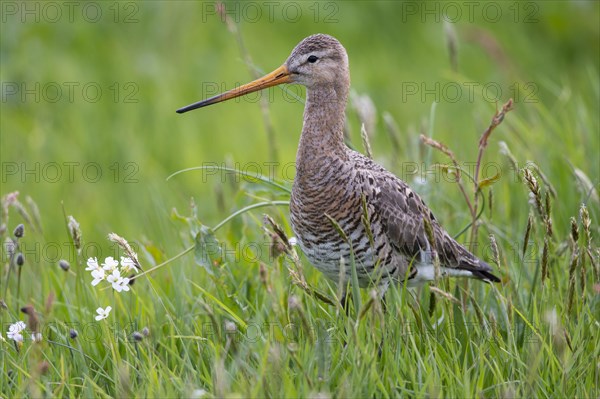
[1,1,599,397]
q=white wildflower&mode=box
[107,269,130,292]
[7,321,27,342]
[91,268,105,286]
[102,256,119,272]
[86,257,100,271]
[288,237,298,246]
[116,276,130,292]
[120,256,138,273]
[95,306,112,321]
[89,256,134,293]
[106,269,120,285]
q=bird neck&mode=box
[296,84,348,171]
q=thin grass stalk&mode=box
[471,99,514,246]
[579,204,593,295]
[567,249,579,314]
[15,253,23,315]
[544,191,553,238]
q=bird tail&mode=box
[466,260,501,283]
[408,261,500,286]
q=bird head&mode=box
[285,33,349,89]
[176,33,349,114]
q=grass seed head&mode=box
[420,135,457,164]
[360,123,373,159]
[523,168,543,216]
[570,217,579,244]
[545,216,553,238]
[522,214,533,257]
[489,234,500,267]
[541,238,549,284]
[5,238,16,259]
[107,233,142,271]
[545,191,552,218]
[580,204,591,243]
[263,214,292,258]
[67,216,82,250]
[529,162,557,198]
[422,214,436,251]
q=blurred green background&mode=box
[2,3,599,396]
[2,0,599,260]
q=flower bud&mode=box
[13,224,24,238]
[132,331,144,342]
[59,259,70,272]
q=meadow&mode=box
[1,1,599,397]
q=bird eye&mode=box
[307,55,319,63]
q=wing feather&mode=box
[366,165,499,282]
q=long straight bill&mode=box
[176,65,291,113]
